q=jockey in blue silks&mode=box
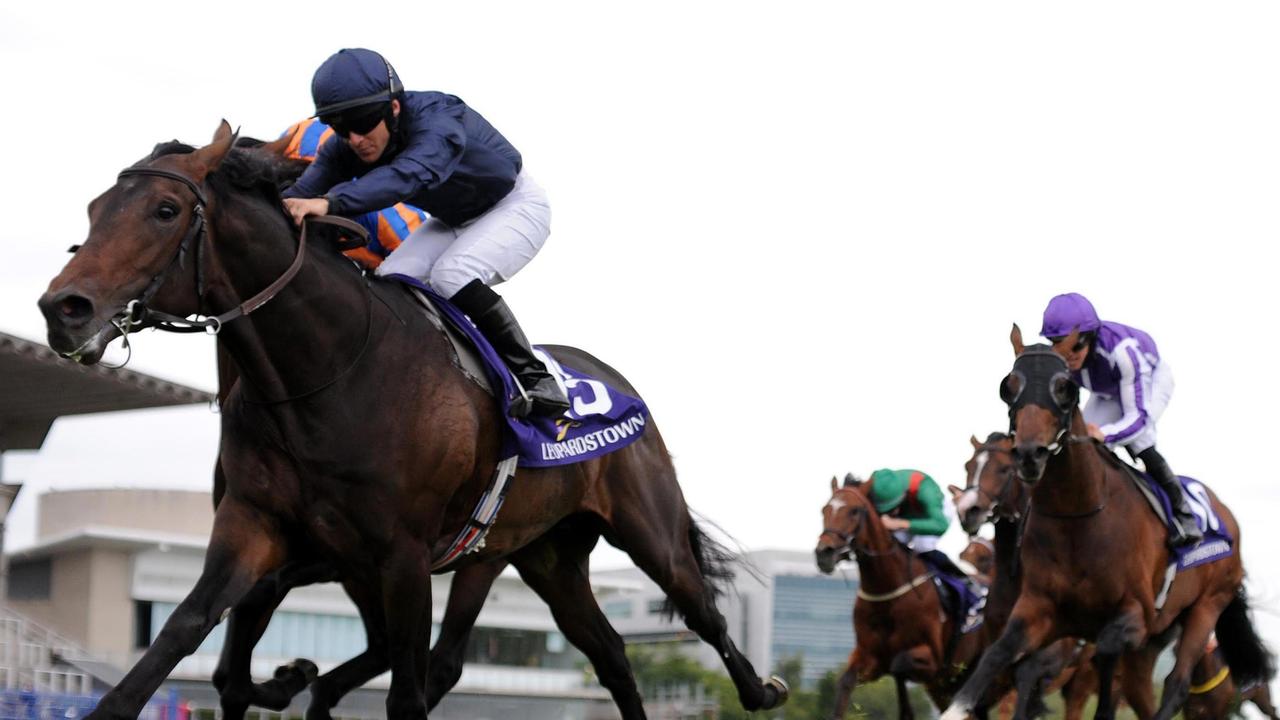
[282,48,568,418]
[1040,292,1203,547]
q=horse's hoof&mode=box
[274,658,320,684]
[763,675,790,708]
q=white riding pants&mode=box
[1083,360,1175,455]
[375,171,551,297]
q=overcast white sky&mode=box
[3,0,1279,703]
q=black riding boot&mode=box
[450,280,570,418]
[1137,447,1203,548]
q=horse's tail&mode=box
[1216,586,1275,689]
[659,517,741,620]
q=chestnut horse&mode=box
[1184,636,1280,720]
[954,433,1108,720]
[815,475,986,719]
[38,122,787,720]
[939,328,1272,720]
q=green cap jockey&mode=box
[868,468,950,538]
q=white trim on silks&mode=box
[432,455,519,571]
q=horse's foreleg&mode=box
[830,650,871,720]
[88,499,286,720]
[214,562,333,719]
[939,600,1058,720]
[514,536,647,720]
[305,577,388,720]
[1090,606,1147,720]
[1250,685,1280,720]
[380,542,433,720]
[427,560,509,710]
[1153,602,1224,720]
[895,675,915,720]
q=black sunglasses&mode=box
[322,104,388,139]
[1049,332,1095,353]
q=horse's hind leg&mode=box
[1153,602,1226,720]
[426,560,510,710]
[612,507,786,712]
[513,528,647,720]
[213,561,331,719]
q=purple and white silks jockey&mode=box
[1076,321,1174,455]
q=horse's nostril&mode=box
[59,295,94,322]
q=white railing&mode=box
[0,605,95,692]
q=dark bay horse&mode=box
[38,121,787,720]
[954,433,1108,720]
[939,327,1272,720]
[815,475,986,719]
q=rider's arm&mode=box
[1099,342,1151,444]
[283,142,350,202]
[907,478,950,536]
[324,97,468,216]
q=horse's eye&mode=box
[156,203,180,221]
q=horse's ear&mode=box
[843,472,862,488]
[830,476,838,493]
[189,119,239,177]
[1010,324,1025,356]
[970,435,981,449]
[947,484,965,502]
[256,133,293,158]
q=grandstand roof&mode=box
[0,330,214,451]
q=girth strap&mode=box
[857,572,935,602]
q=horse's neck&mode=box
[984,518,1022,627]
[207,205,408,402]
[855,516,919,594]
[1032,415,1107,516]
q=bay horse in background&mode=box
[1184,635,1280,720]
[815,475,987,719]
[39,122,788,720]
[940,327,1273,720]
[954,433,1109,720]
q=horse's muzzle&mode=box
[814,546,840,574]
[38,289,114,364]
[1013,444,1049,484]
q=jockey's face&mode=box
[342,100,399,164]
[1051,332,1093,372]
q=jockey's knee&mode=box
[430,266,489,299]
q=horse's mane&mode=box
[145,140,308,207]
[984,431,1011,444]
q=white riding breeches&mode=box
[1083,359,1175,455]
[893,530,941,553]
[375,171,551,297]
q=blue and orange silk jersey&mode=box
[280,118,427,269]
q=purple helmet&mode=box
[1040,293,1101,338]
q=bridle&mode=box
[110,165,319,338]
[75,162,375,403]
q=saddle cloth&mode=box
[919,553,987,635]
[386,274,650,468]
[1130,472,1234,571]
